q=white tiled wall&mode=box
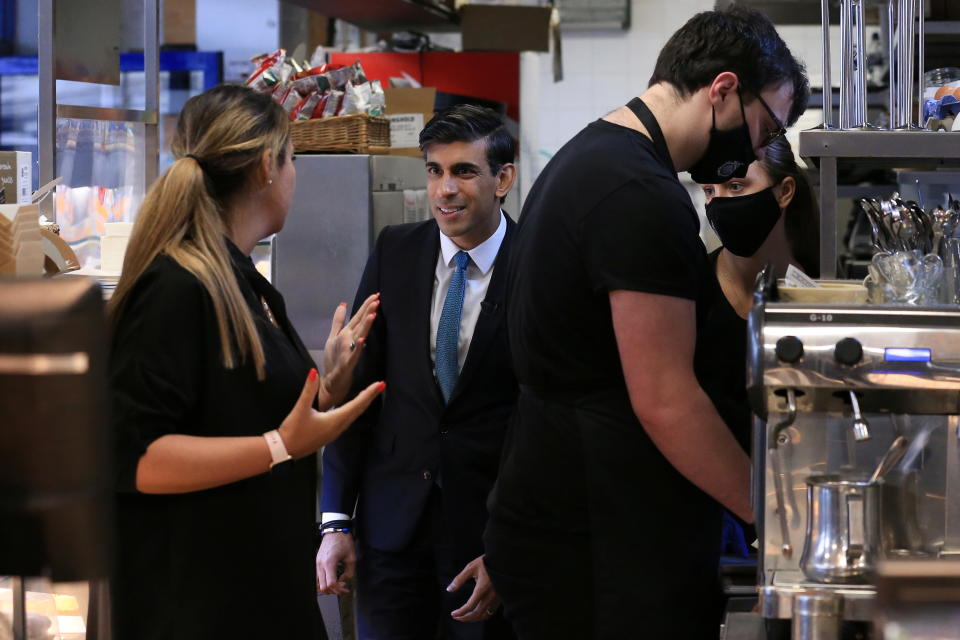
[778,24,883,92]
[522,7,877,183]
[522,0,716,187]
[517,0,715,242]
[517,2,859,244]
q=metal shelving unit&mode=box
[926,21,960,35]
[799,129,960,278]
[39,0,159,221]
[808,87,889,109]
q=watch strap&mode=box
[263,429,293,468]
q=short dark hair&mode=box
[760,136,820,277]
[419,104,515,175]
[649,6,810,127]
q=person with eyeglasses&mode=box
[482,7,809,639]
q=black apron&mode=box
[486,102,724,639]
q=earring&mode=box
[268,179,273,185]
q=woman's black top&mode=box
[110,240,319,640]
[485,116,729,637]
[700,248,752,453]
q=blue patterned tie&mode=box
[436,251,469,402]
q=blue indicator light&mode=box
[884,348,932,362]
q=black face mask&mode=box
[688,90,757,185]
[705,186,782,257]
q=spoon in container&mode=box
[869,435,909,483]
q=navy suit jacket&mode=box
[321,216,519,554]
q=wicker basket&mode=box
[290,114,391,154]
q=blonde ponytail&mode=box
[109,85,289,380]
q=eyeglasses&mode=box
[754,94,787,148]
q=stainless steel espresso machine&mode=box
[748,273,960,639]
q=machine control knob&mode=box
[775,336,804,364]
[834,338,863,366]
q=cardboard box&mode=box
[460,5,552,52]
[163,0,196,46]
[384,87,437,158]
[0,203,42,276]
[0,152,32,205]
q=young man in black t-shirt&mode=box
[483,7,810,639]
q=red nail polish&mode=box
[309,368,318,381]
[377,381,387,392]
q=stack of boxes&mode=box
[0,152,42,276]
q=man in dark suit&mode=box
[317,105,519,640]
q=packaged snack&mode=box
[368,80,386,116]
[281,87,302,114]
[292,91,324,121]
[272,83,293,105]
[309,45,327,69]
[278,61,295,85]
[272,84,302,114]
[311,93,330,120]
[322,90,344,118]
[245,49,285,93]
[326,66,355,91]
[292,63,352,96]
[341,81,372,115]
[351,60,368,85]
[292,70,332,96]
[249,52,271,66]
[293,63,338,81]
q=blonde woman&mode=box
[108,84,383,639]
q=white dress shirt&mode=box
[429,211,507,375]
[322,212,507,526]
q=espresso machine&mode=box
[748,274,960,639]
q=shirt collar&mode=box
[438,211,506,276]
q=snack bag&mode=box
[326,66,354,91]
[368,80,386,117]
[322,90,344,118]
[272,83,292,105]
[292,91,324,121]
[310,94,331,120]
[272,84,302,114]
[245,49,285,93]
[292,65,338,96]
[341,81,373,116]
[351,60,368,85]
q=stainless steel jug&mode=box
[800,475,879,583]
[877,471,926,556]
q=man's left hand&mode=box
[448,555,501,623]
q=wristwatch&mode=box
[263,429,293,469]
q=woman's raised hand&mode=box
[319,293,380,409]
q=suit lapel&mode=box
[414,224,446,405]
[447,216,515,405]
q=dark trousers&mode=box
[484,517,724,640]
[355,488,515,640]
[484,520,594,640]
